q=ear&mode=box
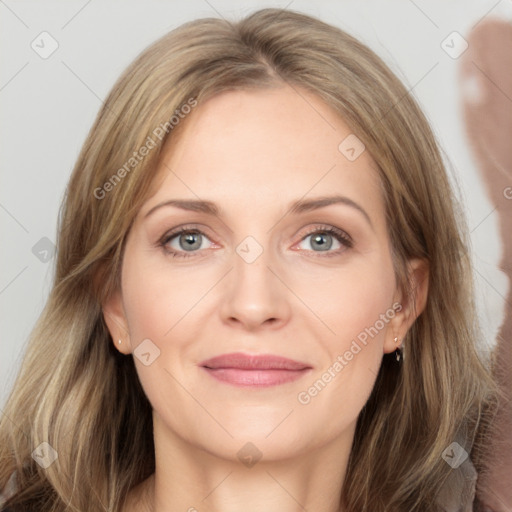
[383,257,429,354]
[102,288,133,355]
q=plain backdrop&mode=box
[1,0,511,407]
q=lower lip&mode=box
[201,367,311,387]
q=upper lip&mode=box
[199,352,311,371]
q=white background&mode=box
[1,0,511,407]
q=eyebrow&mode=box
[144,194,373,228]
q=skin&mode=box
[103,85,428,512]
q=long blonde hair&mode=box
[0,8,497,511]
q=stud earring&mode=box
[118,339,122,345]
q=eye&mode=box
[295,225,353,257]
[158,224,353,259]
[158,226,215,259]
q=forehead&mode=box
[143,86,384,225]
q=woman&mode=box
[0,8,500,512]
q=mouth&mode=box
[199,352,312,388]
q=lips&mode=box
[199,352,312,387]
[200,352,311,370]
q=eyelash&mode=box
[157,224,353,259]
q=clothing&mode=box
[435,455,478,511]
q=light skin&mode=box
[103,85,428,512]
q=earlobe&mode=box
[102,289,132,355]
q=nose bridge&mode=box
[219,232,291,329]
[233,233,277,303]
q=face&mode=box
[104,85,416,462]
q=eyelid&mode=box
[291,224,353,256]
[157,222,353,258]
[158,223,215,243]
[297,224,352,245]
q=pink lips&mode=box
[199,352,312,387]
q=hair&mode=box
[0,7,498,512]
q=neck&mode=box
[126,413,353,512]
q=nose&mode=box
[218,239,292,332]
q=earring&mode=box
[118,339,122,345]
[394,336,402,363]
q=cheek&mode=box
[119,247,211,419]
[121,248,208,344]
[119,240,233,402]
[295,255,395,406]
[281,253,396,419]
[294,253,396,344]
